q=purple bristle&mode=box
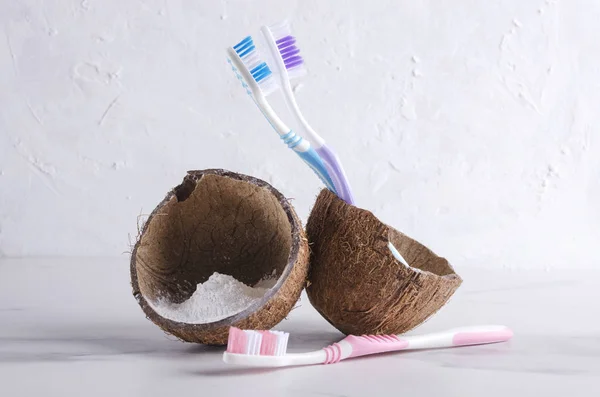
[276,35,295,46]
[284,56,304,69]
[280,48,301,59]
[275,35,304,70]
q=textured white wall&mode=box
[0,0,598,268]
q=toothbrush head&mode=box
[267,21,307,79]
[230,35,278,95]
[226,327,289,356]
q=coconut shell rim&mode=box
[130,168,303,332]
[318,189,461,280]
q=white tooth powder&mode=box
[148,272,277,324]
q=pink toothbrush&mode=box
[223,325,513,367]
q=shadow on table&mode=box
[0,323,341,366]
[0,322,221,363]
[188,366,291,377]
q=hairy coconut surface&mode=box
[306,189,462,336]
[130,169,309,345]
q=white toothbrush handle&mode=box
[224,350,326,367]
[399,325,513,350]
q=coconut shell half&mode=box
[130,169,309,345]
[306,189,462,336]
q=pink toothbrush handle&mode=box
[322,326,513,364]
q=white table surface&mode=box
[0,258,598,397]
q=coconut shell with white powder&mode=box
[306,188,462,336]
[130,169,309,345]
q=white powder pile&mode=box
[148,272,277,324]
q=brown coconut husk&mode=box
[130,169,309,345]
[306,188,462,336]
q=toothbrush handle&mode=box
[228,58,338,194]
[430,325,514,348]
[281,131,337,194]
[296,148,337,194]
[322,326,513,364]
[315,145,355,205]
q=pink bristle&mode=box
[259,331,278,356]
[226,327,247,354]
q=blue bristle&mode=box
[250,62,268,75]
[231,36,273,87]
[233,36,255,58]
[233,36,252,51]
[254,68,272,82]
[250,62,272,82]
[238,44,255,58]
